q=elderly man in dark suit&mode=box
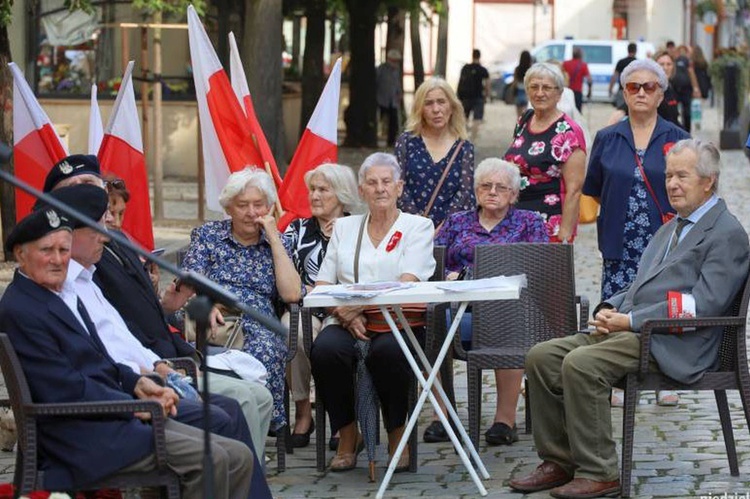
[0,208,253,497]
[510,139,750,499]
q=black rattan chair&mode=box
[450,243,588,449]
[616,270,750,497]
[0,333,180,498]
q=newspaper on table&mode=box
[435,274,527,292]
[313,281,416,300]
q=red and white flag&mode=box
[88,84,104,155]
[187,5,265,212]
[10,62,68,220]
[97,61,154,250]
[277,58,341,231]
[228,31,283,190]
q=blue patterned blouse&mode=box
[435,207,549,276]
[395,132,476,226]
[180,218,294,429]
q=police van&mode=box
[491,39,656,102]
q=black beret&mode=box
[4,208,73,253]
[34,184,109,229]
[43,154,101,193]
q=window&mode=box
[575,45,613,65]
[534,44,565,63]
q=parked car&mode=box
[490,39,656,103]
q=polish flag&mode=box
[277,58,341,231]
[187,5,265,212]
[88,84,104,155]
[97,61,155,250]
[10,62,67,220]
[228,32,283,190]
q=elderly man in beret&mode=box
[0,207,253,498]
[42,156,274,460]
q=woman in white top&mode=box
[310,152,435,474]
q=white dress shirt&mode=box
[66,259,160,374]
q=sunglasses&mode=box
[624,81,660,95]
[105,179,126,191]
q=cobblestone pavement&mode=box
[1,100,750,498]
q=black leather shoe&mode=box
[290,419,315,448]
[423,420,450,443]
[485,422,518,446]
[329,435,340,451]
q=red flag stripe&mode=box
[14,124,67,220]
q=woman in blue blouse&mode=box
[175,169,302,430]
[395,77,476,228]
[430,157,548,446]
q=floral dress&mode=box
[395,132,476,227]
[601,149,654,300]
[503,112,585,240]
[181,219,294,430]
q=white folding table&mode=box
[304,280,521,498]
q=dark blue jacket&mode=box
[583,117,690,260]
[0,271,153,489]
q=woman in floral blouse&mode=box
[395,77,476,228]
[503,62,587,243]
[432,157,548,447]
[175,168,302,431]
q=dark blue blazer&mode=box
[583,116,690,260]
[0,271,153,489]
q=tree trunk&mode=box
[386,7,405,57]
[344,0,379,147]
[152,11,164,220]
[0,24,14,261]
[410,6,424,89]
[434,3,449,77]
[244,0,285,166]
[299,0,326,138]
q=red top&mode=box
[562,59,591,92]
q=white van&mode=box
[490,39,656,102]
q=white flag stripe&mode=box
[88,85,104,155]
[188,4,230,212]
[104,61,143,152]
[228,31,250,113]
[10,62,66,151]
[305,58,341,143]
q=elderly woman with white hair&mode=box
[176,168,302,430]
[503,62,587,243]
[310,152,435,473]
[281,163,360,448]
[429,157,548,446]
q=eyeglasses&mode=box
[624,81,660,95]
[478,183,512,193]
[527,84,559,94]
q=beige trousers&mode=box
[281,311,322,402]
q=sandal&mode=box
[389,447,410,473]
[330,434,364,472]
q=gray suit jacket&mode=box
[605,199,750,384]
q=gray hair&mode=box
[667,138,721,192]
[474,158,522,193]
[620,58,668,91]
[304,163,362,213]
[358,152,402,185]
[218,168,277,209]
[524,62,565,91]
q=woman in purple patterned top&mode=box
[503,62,587,243]
[431,158,548,447]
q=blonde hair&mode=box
[405,77,467,140]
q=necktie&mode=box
[668,218,691,254]
[76,297,110,356]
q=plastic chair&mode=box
[450,243,588,449]
[0,333,180,498]
[615,270,750,497]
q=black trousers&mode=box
[675,90,692,132]
[380,105,399,147]
[310,324,425,434]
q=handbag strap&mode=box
[353,214,368,283]
[634,152,667,219]
[422,140,464,217]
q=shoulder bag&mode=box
[422,140,465,218]
[635,153,674,225]
[184,304,245,350]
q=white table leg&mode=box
[375,304,488,499]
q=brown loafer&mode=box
[509,461,573,493]
[550,477,621,498]
[330,435,365,472]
